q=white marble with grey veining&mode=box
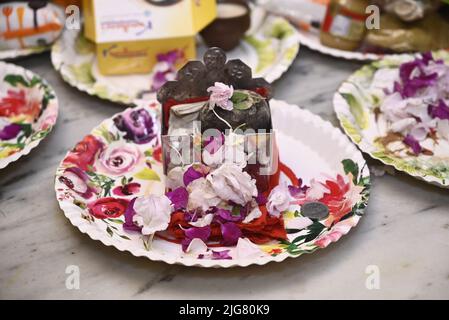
[1,48,448,300]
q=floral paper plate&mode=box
[51,14,300,105]
[55,99,370,267]
[334,50,449,187]
[0,62,58,169]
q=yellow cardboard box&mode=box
[83,0,216,75]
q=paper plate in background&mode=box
[297,30,383,61]
[55,99,370,267]
[51,10,300,105]
[0,62,58,169]
[0,46,50,61]
[334,50,449,187]
[0,1,64,61]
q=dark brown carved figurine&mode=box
[157,47,279,192]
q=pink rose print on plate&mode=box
[97,141,144,176]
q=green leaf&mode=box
[4,74,30,87]
[142,236,152,251]
[231,206,241,216]
[18,123,32,138]
[29,76,42,87]
[231,90,263,110]
[342,159,359,183]
[73,200,87,210]
[107,218,124,225]
[234,101,252,110]
[340,93,369,130]
[69,62,95,84]
[144,149,153,158]
[106,226,113,237]
[304,221,326,242]
[102,182,113,197]
[93,124,116,144]
[291,235,308,244]
[231,91,248,104]
[339,116,362,144]
[286,228,303,234]
[134,167,160,181]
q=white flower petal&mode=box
[202,147,224,168]
[0,117,11,130]
[185,238,208,255]
[207,163,257,206]
[390,118,417,133]
[286,216,313,230]
[231,238,265,260]
[305,179,329,201]
[242,206,262,223]
[189,213,214,227]
[371,68,399,92]
[187,177,221,212]
[267,183,292,217]
[133,195,173,235]
[436,119,449,140]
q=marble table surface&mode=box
[1,48,448,300]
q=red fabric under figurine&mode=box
[162,205,287,246]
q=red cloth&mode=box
[165,205,287,245]
[237,206,287,244]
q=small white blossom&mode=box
[242,206,262,224]
[133,195,173,235]
[187,177,221,212]
[207,163,257,206]
[189,213,214,227]
[267,183,292,217]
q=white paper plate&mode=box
[55,99,370,267]
[297,29,383,61]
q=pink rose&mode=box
[207,82,234,111]
[97,141,143,176]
